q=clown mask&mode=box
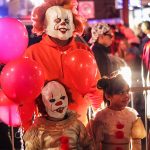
[41,81,68,119]
[45,6,75,40]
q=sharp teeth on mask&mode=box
[56,107,64,112]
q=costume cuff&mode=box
[131,117,146,139]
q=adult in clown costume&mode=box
[24,0,103,125]
[23,81,93,149]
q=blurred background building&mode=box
[0,0,149,29]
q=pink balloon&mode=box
[0,58,45,105]
[0,90,21,126]
[0,18,28,64]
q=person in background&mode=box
[136,23,146,47]
[140,21,150,83]
[23,81,93,150]
[140,21,150,54]
[23,0,103,125]
[82,22,92,46]
[142,41,150,73]
[117,37,129,59]
[89,23,114,77]
[108,54,127,72]
[25,25,42,47]
[87,73,146,150]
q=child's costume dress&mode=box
[87,107,146,150]
[23,110,92,150]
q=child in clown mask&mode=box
[23,81,93,150]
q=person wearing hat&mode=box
[90,23,114,77]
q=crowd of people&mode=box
[0,0,150,149]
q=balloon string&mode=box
[9,107,15,150]
[11,126,15,150]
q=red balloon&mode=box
[0,58,44,105]
[0,89,14,106]
[0,90,21,126]
[19,102,36,130]
[63,49,98,95]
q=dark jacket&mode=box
[92,42,112,77]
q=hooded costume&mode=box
[24,0,103,125]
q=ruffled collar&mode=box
[34,110,79,131]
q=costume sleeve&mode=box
[132,139,141,150]
[131,117,146,139]
[23,126,40,150]
[86,116,104,150]
[78,120,94,150]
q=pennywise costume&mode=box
[24,0,103,125]
[24,111,92,150]
[87,107,146,150]
[23,81,93,150]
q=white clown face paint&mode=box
[45,6,75,40]
[41,81,68,119]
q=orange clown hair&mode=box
[31,0,86,36]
